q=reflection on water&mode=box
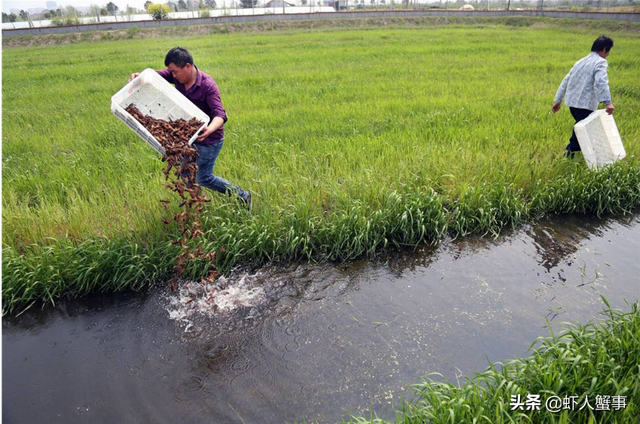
[3,213,640,423]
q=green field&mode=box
[3,17,640,314]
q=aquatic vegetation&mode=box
[2,19,640,314]
[344,300,640,423]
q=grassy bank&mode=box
[344,300,640,423]
[3,18,640,314]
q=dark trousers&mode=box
[567,107,594,152]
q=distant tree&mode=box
[100,7,109,15]
[121,5,136,20]
[19,9,37,27]
[239,0,257,7]
[178,0,187,9]
[2,12,9,22]
[147,2,172,18]
[106,1,119,14]
[198,0,214,14]
[167,1,179,11]
[204,0,217,7]
[144,0,153,8]
[63,5,80,18]
[89,4,101,23]
[301,0,307,4]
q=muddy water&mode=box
[3,214,640,423]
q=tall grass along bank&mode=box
[344,300,640,424]
[3,19,640,314]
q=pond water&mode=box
[3,213,639,423]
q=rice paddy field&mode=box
[3,16,640,315]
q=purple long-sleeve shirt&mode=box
[157,67,227,145]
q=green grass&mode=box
[3,17,640,314]
[343,299,640,424]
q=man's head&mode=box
[591,35,614,58]
[165,47,195,84]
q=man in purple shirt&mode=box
[129,47,251,209]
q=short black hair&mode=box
[591,35,613,53]
[165,47,194,67]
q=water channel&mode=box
[3,213,639,423]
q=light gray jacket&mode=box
[554,52,612,111]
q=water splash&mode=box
[165,271,268,331]
[164,263,343,335]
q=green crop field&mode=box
[3,17,640,314]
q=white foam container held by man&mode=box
[574,110,626,170]
[111,68,209,156]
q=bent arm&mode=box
[206,82,228,124]
[554,70,571,104]
[128,69,175,83]
[594,61,612,106]
[156,68,175,84]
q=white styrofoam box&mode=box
[111,68,209,155]
[574,110,626,170]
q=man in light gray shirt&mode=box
[552,35,615,158]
